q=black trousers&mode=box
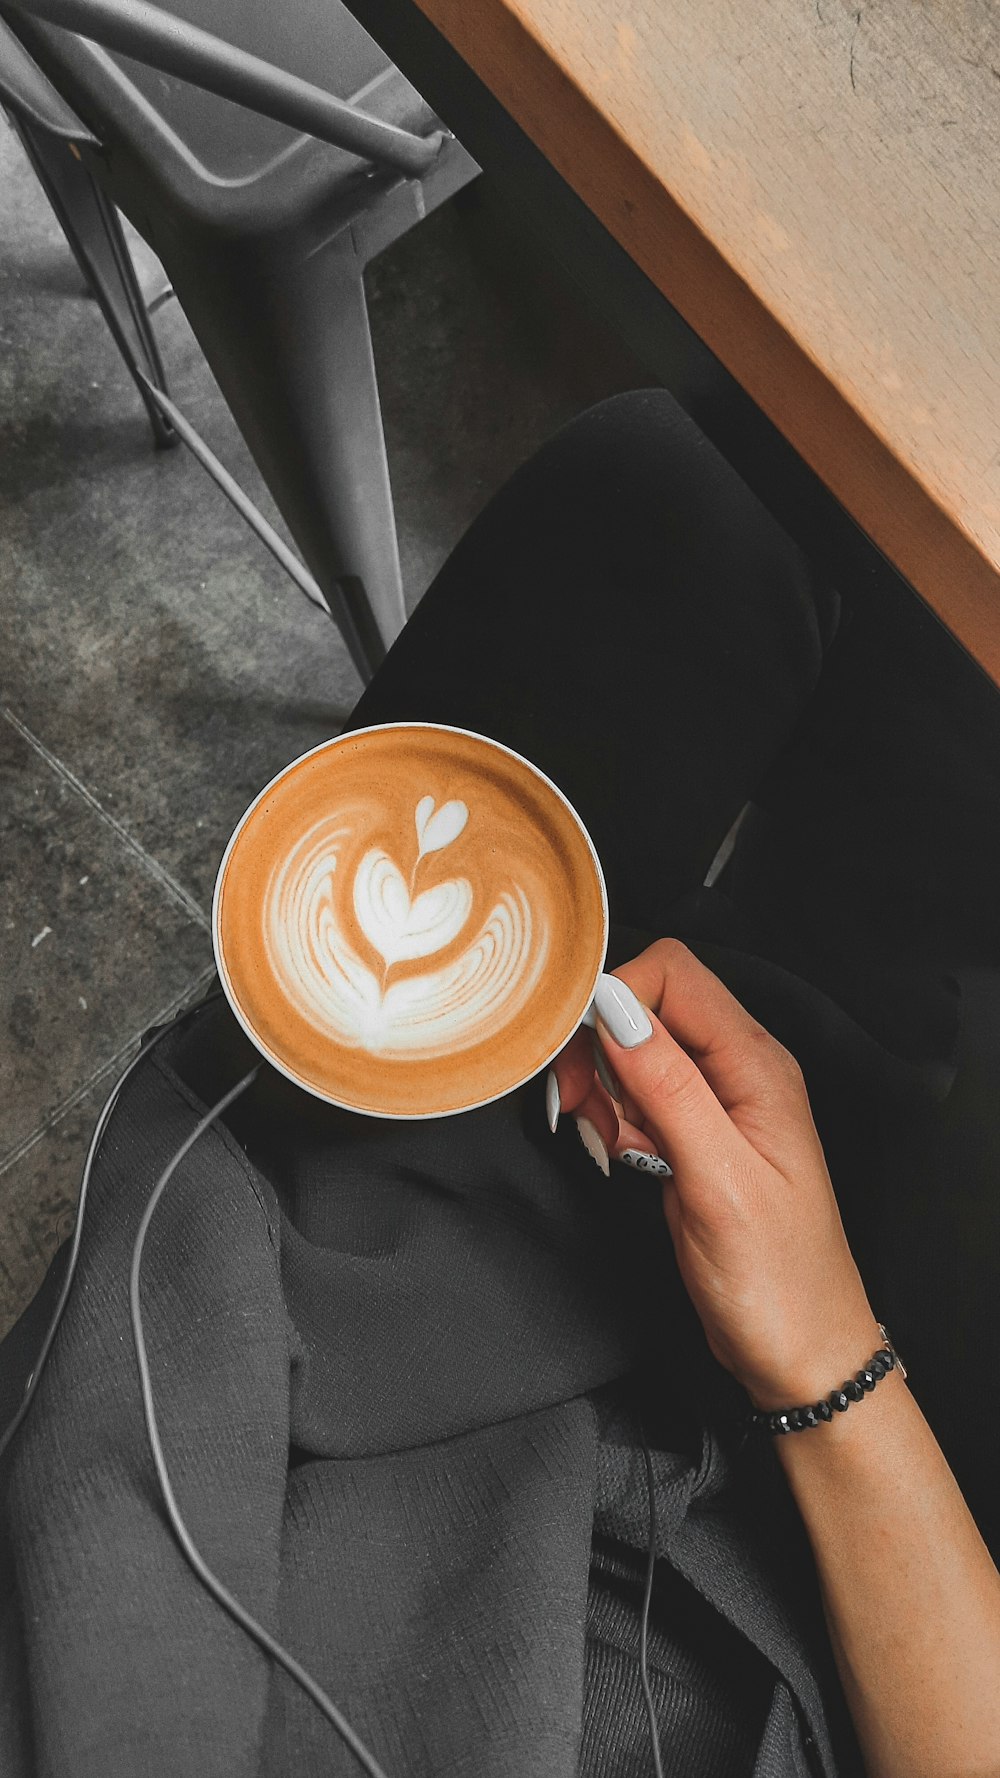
[349,388,841,935]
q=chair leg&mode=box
[274,231,406,659]
[161,224,405,674]
[315,246,407,658]
[12,117,176,451]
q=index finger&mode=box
[612,938,794,1117]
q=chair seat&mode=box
[7,0,440,238]
[116,0,401,175]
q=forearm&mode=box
[770,1332,1000,1778]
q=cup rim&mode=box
[212,720,609,1119]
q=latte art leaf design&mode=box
[265,795,550,1058]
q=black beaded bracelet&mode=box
[747,1324,908,1436]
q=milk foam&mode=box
[265,796,551,1058]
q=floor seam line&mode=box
[0,964,217,1180]
[1,705,211,931]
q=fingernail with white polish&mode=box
[576,1115,610,1177]
[545,1068,561,1133]
[591,1036,623,1103]
[594,974,654,1049]
[580,999,598,1030]
[619,1149,673,1177]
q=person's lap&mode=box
[145,389,847,1457]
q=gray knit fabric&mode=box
[0,997,872,1777]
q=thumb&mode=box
[592,973,732,1175]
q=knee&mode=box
[541,387,703,502]
[534,388,839,656]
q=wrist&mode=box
[741,1311,887,1414]
[772,1362,921,1558]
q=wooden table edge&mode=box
[414,0,1000,688]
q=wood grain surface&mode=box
[413,0,1000,681]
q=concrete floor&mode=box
[0,117,648,1337]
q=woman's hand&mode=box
[552,941,1000,1778]
[550,939,881,1410]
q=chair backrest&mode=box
[3,0,442,179]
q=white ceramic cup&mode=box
[213,721,609,1118]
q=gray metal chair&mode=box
[0,0,480,680]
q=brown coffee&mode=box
[214,724,608,1116]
